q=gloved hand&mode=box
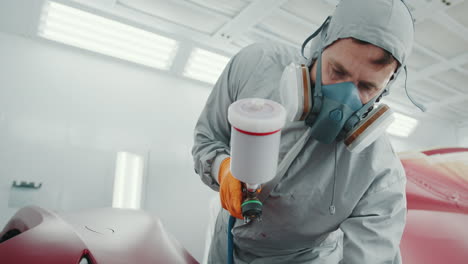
[218,158,243,219]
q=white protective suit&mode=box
[192,0,413,263]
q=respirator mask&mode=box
[279,52,395,153]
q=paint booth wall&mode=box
[457,126,468,147]
[0,30,213,261]
[389,115,459,152]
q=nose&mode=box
[360,93,371,104]
[344,79,369,104]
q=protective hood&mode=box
[308,0,414,82]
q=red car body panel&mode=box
[1,148,467,263]
[0,206,198,264]
[400,148,468,264]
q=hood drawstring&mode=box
[329,142,337,215]
[301,16,331,61]
[404,65,426,112]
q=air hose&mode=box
[227,215,235,264]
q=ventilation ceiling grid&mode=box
[415,19,468,58]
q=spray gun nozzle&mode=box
[241,183,263,223]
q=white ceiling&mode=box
[66,0,468,127]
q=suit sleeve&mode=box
[191,44,266,191]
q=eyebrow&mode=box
[360,80,379,91]
[330,58,379,91]
[329,58,351,78]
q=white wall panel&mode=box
[458,126,468,147]
[389,116,458,152]
[0,31,212,261]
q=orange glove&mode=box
[218,158,243,219]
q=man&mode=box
[192,0,414,263]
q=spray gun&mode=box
[227,98,287,223]
[240,183,262,223]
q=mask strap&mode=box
[314,53,323,98]
[308,52,324,115]
[404,66,426,112]
[301,16,331,60]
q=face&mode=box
[310,38,398,104]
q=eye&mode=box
[359,84,372,91]
[330,68,345,79]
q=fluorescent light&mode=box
[112,151,145,209]
[38,1,178,70]
[183,48,230,84]
[386,112,419,137]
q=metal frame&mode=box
[69,0,468,126]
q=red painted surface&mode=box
[2,148,467,263]
[400,148,468,264]
[0,207,198,264]
[422,147,468,156]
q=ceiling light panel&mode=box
[415,19,468,58]
[386,112,419,138]
[39,1,178,70]
[118,0,226,34]
[257,13,314,45]
[446,0,468,28]
[281,0,335,26]
[432,69,468,94]
[186,0,249,17]
[406,47,439,70]
[183,48,231,84]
